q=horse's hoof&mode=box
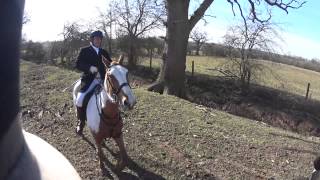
[75,126,83,136]
[115,165,125,172]
[99,161,104,169]
[115,161,127,172]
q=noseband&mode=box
[106,65,131,96]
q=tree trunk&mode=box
[109,13,113,55]
[127,36,137,68]
[148,0,214,97]
[147,40,167,93]
[60,55,65,65]
[195,41,200,55]
[106,35,112,55]
[161,0,190,97]
[149,49,153,70]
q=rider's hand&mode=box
[89,66,98,74]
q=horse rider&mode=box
[75,30,112,135]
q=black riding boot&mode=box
[76,106,86,135]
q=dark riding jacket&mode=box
[76,45,112,92]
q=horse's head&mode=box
[102,55,136,110]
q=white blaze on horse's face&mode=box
[107,65,136,110]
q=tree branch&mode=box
[227,0,306,23]
[188,0,214,31]
[263,0,306,13]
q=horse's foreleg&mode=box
[114,134,128,171]
[93,134,104,169]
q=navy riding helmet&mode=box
[90,30,103,38]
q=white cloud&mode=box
[201,21,229,43]
[191,17,239,44]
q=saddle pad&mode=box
[82,84,102,112]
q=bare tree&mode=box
[223,17,281,91]
[112,0,163,68]
[190,28,208,55]
[148,0,305,98]
[96,5,116,54]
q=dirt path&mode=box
[20,61,320,179]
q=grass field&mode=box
[20,60,320,179]
[140,56,320,100]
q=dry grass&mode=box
[140,56,320,100]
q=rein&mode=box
[106,75,130,95]
[94,79,120,127]
[94,87,120,127]
[94,64,130,126]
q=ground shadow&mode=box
[81,136,166,179]
[101,143,218,180]
[80,134,96,149]
[101,143,166,180]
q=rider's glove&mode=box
[89,66,98,74]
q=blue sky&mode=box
[275,1,320,42]
[193,0,320,59]
[24,0,320,59]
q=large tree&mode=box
[148,0,305,98]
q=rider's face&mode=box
[92,37,102,48]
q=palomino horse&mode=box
[73,55,136,171]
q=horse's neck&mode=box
[99,89,119,118]
[100,89,111,107]
[100,87,118,109]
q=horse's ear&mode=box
[102,55,110,68]
[118,55,124,65]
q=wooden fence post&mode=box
[305,83,310,99]
[149,50,153,70]
[192,61,194,78]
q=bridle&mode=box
[106,64,131,96]
[94,64,130,125]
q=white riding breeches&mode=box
[76,79,101,107]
